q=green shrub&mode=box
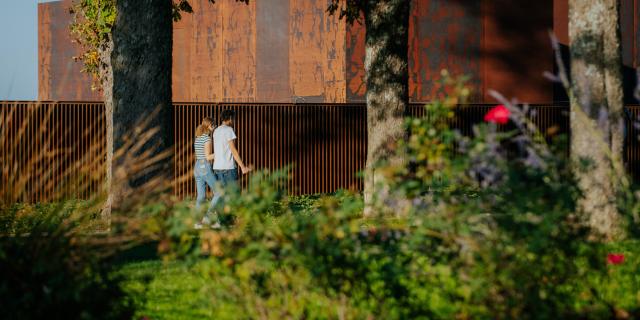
[0,201,136,319]
[158,75,640,319]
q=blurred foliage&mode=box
[3,70,640,318]
[0,200,136,319]
[147,73,640,319]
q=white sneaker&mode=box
[194,219,221,230]
[194,216,211,230]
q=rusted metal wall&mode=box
[173,103,366,197]
[6,101,640,202]
[620,0,638,68]
[38,0,100,101]
[347,0,484,102]
[40,0,622,104]
[481,0,554,103]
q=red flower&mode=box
[484,104,510,125]
[607,253,625,265]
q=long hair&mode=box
[195,117,214,137]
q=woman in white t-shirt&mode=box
[193,117,220,229]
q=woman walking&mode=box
[193,117,220,229]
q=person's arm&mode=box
[228,139,252,174]
[204,141,215,161]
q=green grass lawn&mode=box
[117,259,213,320]
[111,195,327,319]
[113,241,215,320]
[114,240,640,319]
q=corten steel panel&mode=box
[345,0,486,103]
[38,1,100,101]
[39,0,639,104]
[256,0,291,102]
[222,0,257,102]
[637,0,640,67]
[553,0,569,45]
[410,0,482,102]
[189,0,224,102]
[290,0,323,101]
[38,4,52,101]
[322,10,347,103]
[289,0,347,102]
[172,6,193,102]
[620,0,639,68]
[621,0,635,67]
[323,5,347,103]
[345,17,366,102]
[482,0,554,103]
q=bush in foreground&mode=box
[156,76,640,319]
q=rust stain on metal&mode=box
[38,4,52,101]
[323,6,347,103]
[410,0,482,102]
[345,16,366,102]
[190,0,224,102]
[222,0,257,102]
[290,0,325,98]
[172,2,193,102]
[40,0,99,101]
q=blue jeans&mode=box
[194,159,220,213]
[214,169,238,187]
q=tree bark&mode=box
[362,0,410,216]
[100,34,114,228]
[109,0,174,208]
[569,0,624,239]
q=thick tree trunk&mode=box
[109,0,173,208]
[569,0,624,239]
[362,0,410,216]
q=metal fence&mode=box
[2,101,640,203]
[1,102,105,204]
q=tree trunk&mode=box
[100,34,114,228]
[569,0,624,239]
[362,0,410,216]
[109,0,174,208]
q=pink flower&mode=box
[484,104,510,125]
[607,253,625,265]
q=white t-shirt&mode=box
[212,125,237,170]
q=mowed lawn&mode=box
[115,245,214,320]
[113,195,322,319]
